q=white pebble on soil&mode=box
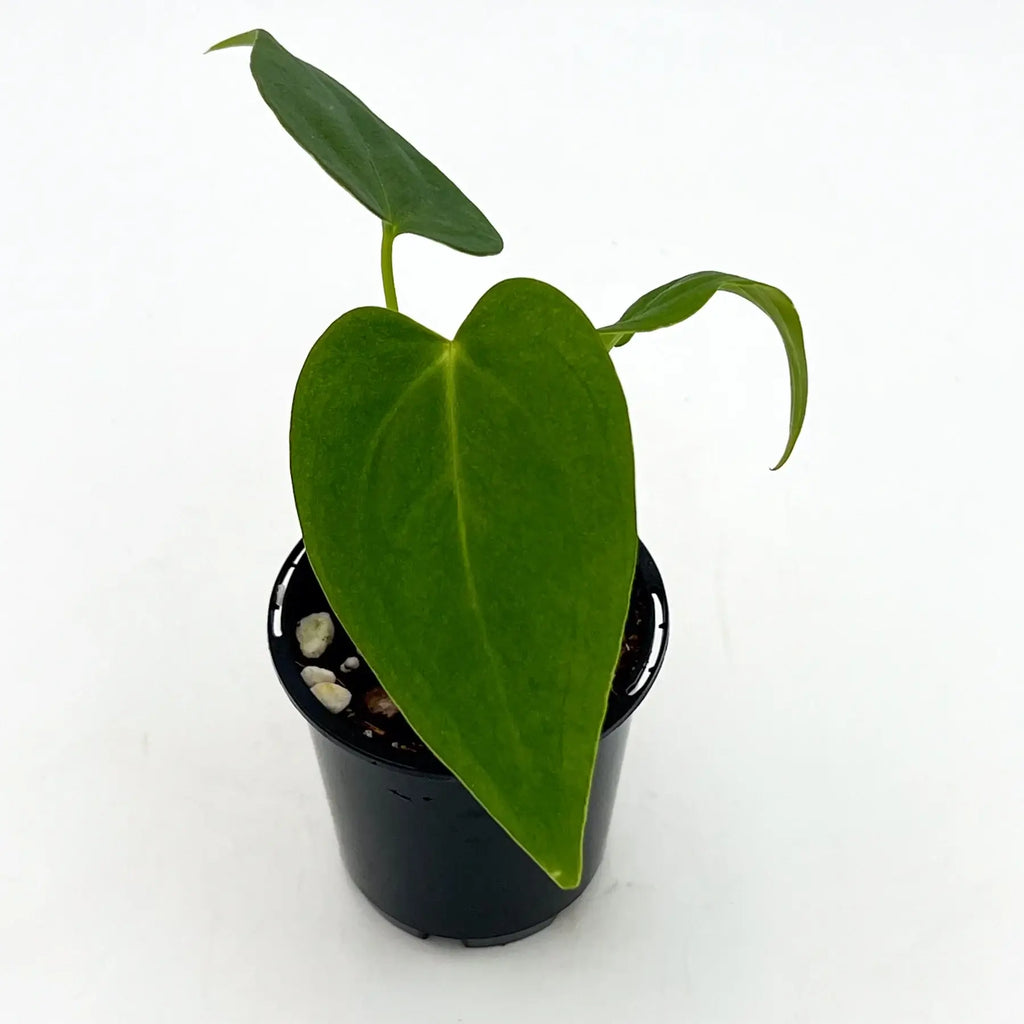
[296,612,334,658]
[310,681,352,713]
[340,655,361,673]
[300,665,336,688]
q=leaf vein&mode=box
[358,354,446,499]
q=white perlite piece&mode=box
[300,665,336,688]
[296,612,335,658]
[310,681,352,713]
[340,655,361,673]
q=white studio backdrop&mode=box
[1,1,1021,1021]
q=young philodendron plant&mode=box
[210,30,808,888]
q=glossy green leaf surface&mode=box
[600,271,808,468]
[208,29,502,256]
[290,279,637,886]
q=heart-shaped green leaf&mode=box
[600,271,808,469]
[290,279,637,887]
[208,30,502,256]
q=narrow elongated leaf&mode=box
[208,29,502,256]
[290,279,636,887]
[599,271,808,468]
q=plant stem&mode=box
[598,330,628,351]
[380,221,399,312]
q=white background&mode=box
[2,1,1021,1021]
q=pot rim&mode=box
[267,538,669,780]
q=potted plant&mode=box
[208,29,808,945]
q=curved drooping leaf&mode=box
[290,279,636,887]
[208,29,503,256]
[599,271,808,469]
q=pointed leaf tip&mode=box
[205,29,261,54]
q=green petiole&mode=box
[381,221,399,312]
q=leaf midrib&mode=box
[443,343,528,767]
[443,345,477,612]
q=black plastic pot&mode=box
[268,539,668,946]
